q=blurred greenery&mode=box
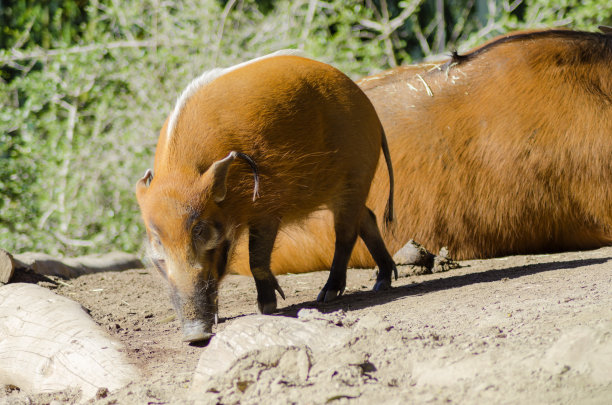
[0,0,610,256]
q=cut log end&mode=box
[0,283,140,398]
[0,249,15,284]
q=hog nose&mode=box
[182,319,214,343]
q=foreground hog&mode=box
[136,52,397,342]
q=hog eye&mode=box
[193,221,220,250]
[193,222,212,241]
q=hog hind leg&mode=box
[359,207,397,291]
[249,219,285,314]
[317,202,362,303]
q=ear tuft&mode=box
[136,169,153,198]
[210,152,238,202]
[141,169,153,186]
[206,151,260,203]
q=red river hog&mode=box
[136,51,396,342]
[229,28,612,275]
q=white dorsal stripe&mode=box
[166,49,306,142]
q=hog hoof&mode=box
[182,320,214,343]
[258,301,277,315]
[316,289,339,303]
[372,279,391,292]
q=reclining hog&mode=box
[229,28,612,274]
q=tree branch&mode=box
[213,0,238,66]
[300,0,319,49]
[0,39,186,65]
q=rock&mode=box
[392,241,460,275]
[0,283,140,399]
[393,240,435,271]
[192,313,350,389]
[541,322,612,384]
[433,246,461,273]
[354,312,390,331]
[296,308,357,327]
[195,345,313,405]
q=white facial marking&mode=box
[147,237,165,263]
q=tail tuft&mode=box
[383,198,394,228]
[381,128,395,230]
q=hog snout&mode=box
[182,319,214,343]
[169,276,218,343]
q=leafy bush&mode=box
[0,0,610,256]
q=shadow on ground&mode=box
[274,257,611,317]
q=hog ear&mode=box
[135,169,153,201]
[208,152,238,202]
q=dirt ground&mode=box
[2,246,611,404]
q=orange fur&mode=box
[136,54,395,331]
[230,29,612,275]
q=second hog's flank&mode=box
[229,28,612,275]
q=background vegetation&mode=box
[1,0,611,256]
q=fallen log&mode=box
[0,283,140,399]
[8,251,143,279]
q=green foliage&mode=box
[0,0,610,256]
[0,0,89,49]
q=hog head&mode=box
[135,152,255,343]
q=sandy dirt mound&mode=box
[2,246,611,404]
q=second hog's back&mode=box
[153,55,383,226]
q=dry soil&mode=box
[2,246,611,404]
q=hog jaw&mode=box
[168,275,218,343]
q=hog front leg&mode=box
[248,219,285,314]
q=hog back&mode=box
[153,55,382,227]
